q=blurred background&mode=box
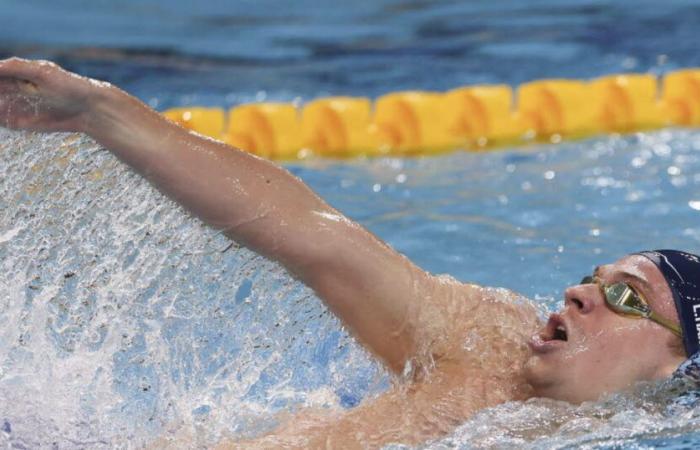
[3,0,700,109]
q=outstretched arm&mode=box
[0,58,459,373]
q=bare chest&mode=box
[309,367,531,449]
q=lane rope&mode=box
[162,69,700,159]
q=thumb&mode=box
[0,58,50,85]
[18,79,40,95]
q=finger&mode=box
[0,74,41,94]
[0,57,47,84]
[0,79,39,95]
[0,97,28,130]
[0,78,16,93]
[18,79,39,95]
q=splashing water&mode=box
[0,129,384,448]
[3,128,700,449]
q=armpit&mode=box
[413,276,543,376]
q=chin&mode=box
[522,356,552,394]
[533,380,600,404]
[523,356,579,402]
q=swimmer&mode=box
[0,58,695,448]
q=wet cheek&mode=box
[587,324,644,366]
[572,330,614,368]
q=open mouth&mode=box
[552,325,567,341]
[529,313,571,353]
[542,313,568,342]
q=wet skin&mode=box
[230,256,686,448]
[525,254,686,404]
[0,58,687,448]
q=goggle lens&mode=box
[579,276,650,317]
[577,273,682,338]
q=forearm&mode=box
[84,85,333,274]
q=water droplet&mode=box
[653,143,671,157]
[631,157,646,168]
[622,57,638,69]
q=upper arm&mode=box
[244,203,443,374]
[293,210,438,374]
[266,206,539,376]
[307,231,541,375]
[221,191,541,377]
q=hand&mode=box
[0,57,106,133]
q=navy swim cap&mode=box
[637,250,700,357]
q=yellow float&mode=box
[162,68,700,160]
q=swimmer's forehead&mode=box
[593,255,653,286]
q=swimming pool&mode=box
[3,0,700,448]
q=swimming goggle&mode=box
[580,275,683,338]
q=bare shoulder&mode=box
[419,274,544,374]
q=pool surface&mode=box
[3,1,700,448]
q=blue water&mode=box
[3,0,700,448]
[5,0,700,107]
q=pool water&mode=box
[3,0,700,448]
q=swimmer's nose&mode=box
[564,283,598,314]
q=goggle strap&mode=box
[648,310,683,338]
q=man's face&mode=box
[524,255,686,403]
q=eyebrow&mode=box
[620,271,652,301]
[593,265,653,297]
